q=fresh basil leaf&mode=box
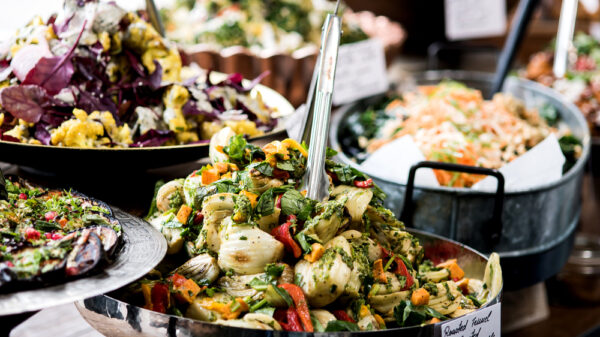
[279,189,315,221]
[265,263,284,278]
[255,189,276,217]
[393,300,447,327]
[276,160,295,171]
[326,148,338,158]
[223,134,247,162]
[325,320,360,332]
[253,162,274,177]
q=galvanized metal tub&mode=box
[330,70,591,290]
[76,229,502,337]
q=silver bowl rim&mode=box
[330,70,591,196]
[77,227,502,335]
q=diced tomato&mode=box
[353,178,373,188]
[44,211,58,221]
[193,211,204,225]
[45,233,52,239]
[51,233,63,240]
[332,309,356,323]
[18,193,27,200]
[271,220,302,258]
[5,261,13,267]
[150,283,170,314]
[25,228,40,241]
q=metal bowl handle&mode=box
[399,161,505,245]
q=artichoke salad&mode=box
[345,81,581,188]
[0,0,278,148]
[0,176,121,292]
[127,127,502,332]
[161,0,368,54]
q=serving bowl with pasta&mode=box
[76,129,502,335]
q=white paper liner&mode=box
[360,134,566,192]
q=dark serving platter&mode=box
[0,206,166,316]
[0,74,294,173]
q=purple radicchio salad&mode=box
[0,0,279,149]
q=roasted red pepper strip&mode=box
[151,283,170,314]
[271,219,302,258]
[332,309,356,323]
[354,178,373,188]
[279,283,314,332]
[170,273,187,287]
[394,258,414,290]
[275,194,283,209]
[379,245,414,290]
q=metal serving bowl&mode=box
[75,228,501,337]
[330,70,591,290]
[556,234,600,303]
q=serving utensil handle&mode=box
[400,161,505,246]
[145,0,165,37]
[553,0,578,78]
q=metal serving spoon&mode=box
[301,0,342,201]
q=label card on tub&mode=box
[436,303,501,337]
[333,38,389,106]
[444,0,506,41]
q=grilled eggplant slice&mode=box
[66,231,104,277]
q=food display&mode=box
[524,32,600,136]
[116,129,502,332]
[0,176,121,292]
[161,0,370,53]
[0,0,279,149]
[343,81,582,187]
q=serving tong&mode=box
[145,0,165,37]
[300,0,343,201]
[553,0,579,78]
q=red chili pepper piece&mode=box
[25,228,40,241]
[271,221,302,258]
[332,309,356,323]
[353,178,373,188]
[151,283,170,314]
[18,193,27,200]
[51,233,63,240]
[275,194,283,209]
[278,283,313,332]
[45,233,52,239]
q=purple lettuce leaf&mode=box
[10,43,52,82]
[0,85,50,123]
[211,71,270,93]
[130,129,175,148]
[182,100,218,120]
[34,123,52,145]
[21,20,87,95]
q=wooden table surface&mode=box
[3,161,600,337]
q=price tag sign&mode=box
[436,303,501,337]
[444,0,506,41]
[333,38,389,106]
